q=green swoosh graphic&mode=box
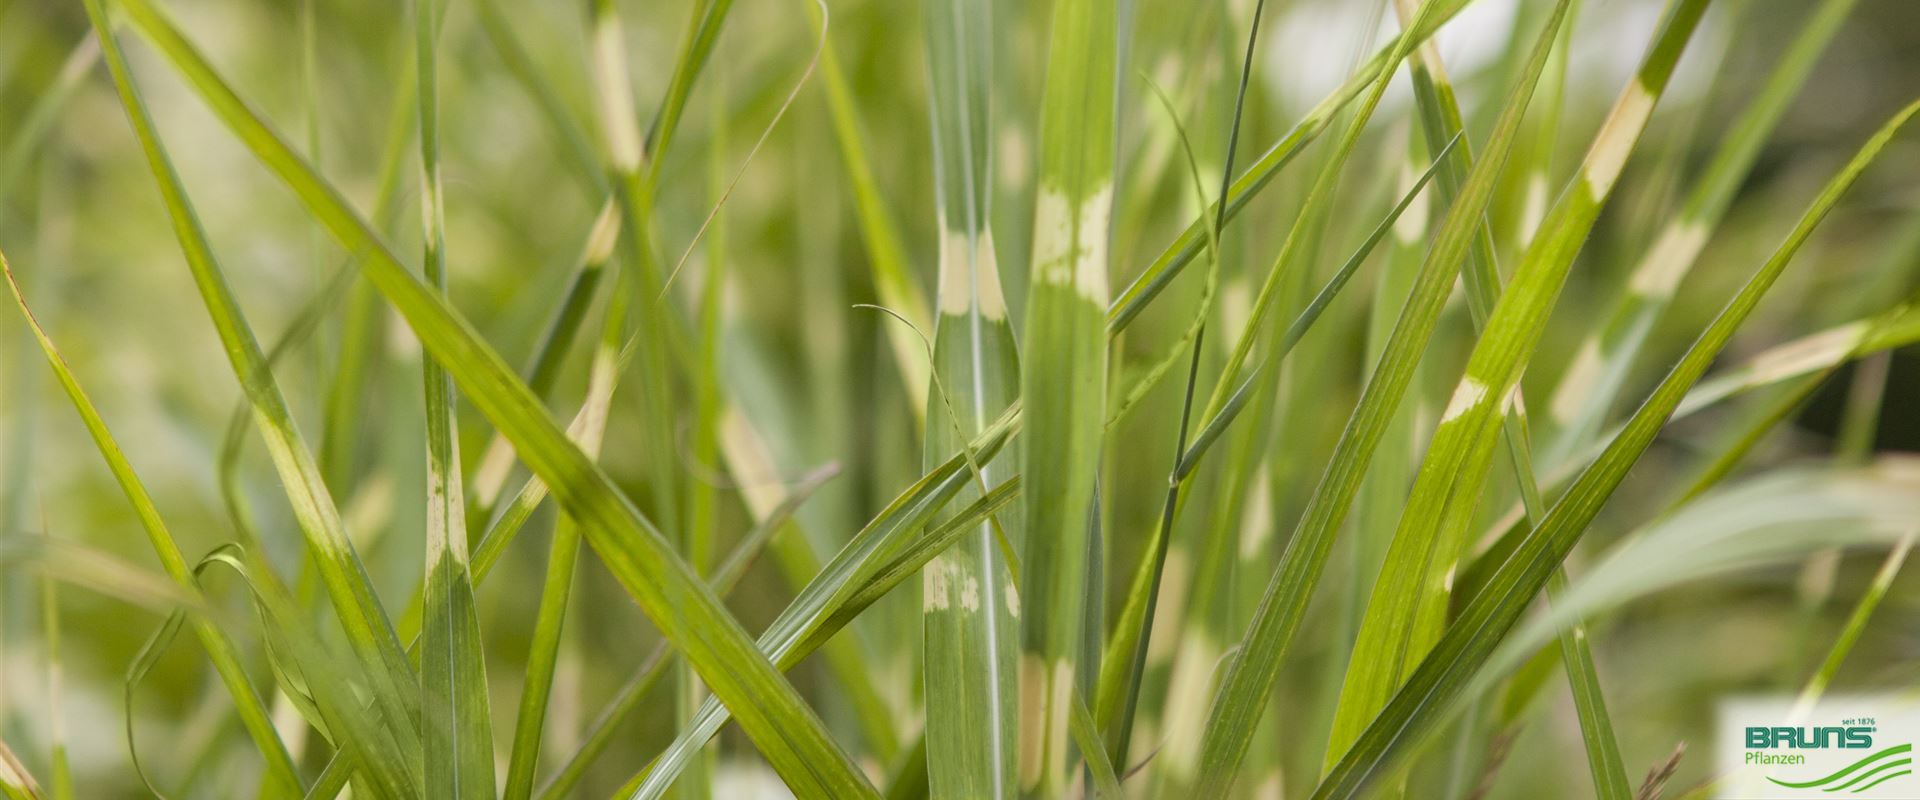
[1852,770,1910,793]
[1768,744,1912,789]
[1830,758,1911,792]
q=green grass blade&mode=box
[465,0,616,516]
[0,281,413,797]
[1017,0,1119,791]
[589,0,685,612]
[499,501,582,800]
[107,0,878,793]
[1502,0,1575,252]
[1543,0,1857,457]
[644,0,735,189]
[319,275,388,496]
[458,208,622,588]
[1099,76,1454,794]
[126,545,418,800]
[607,475,1017,799]
[220,262,354,553]
[1165,135,1458,483]
[1313,96,1920,800]
[1067,691,1121,799]
[1097,60,1241,774]
[1792,532,1913,711]
[318,29,414,504]
[1495,461,1920,706]
[533,465,835,800]
[1462,300,1920,597]
[2,236,302,799]
[82,1,425,772]
[463,201,617,524]
[413,1,494,796]
[675,65,730,800]
[920,0,1021,796]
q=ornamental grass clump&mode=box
[1,0,1918,798]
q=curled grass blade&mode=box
[82,0,425,772]
[124,545,416,800]
[1,246,302,796]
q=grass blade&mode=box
[1792,532,1913,712]
[471,0,606,194]
[413,1,494,796]
[38,568,69,800]
[499,327,619,800]
[127,544,418,800]
[1098,60,1241,774]
[0,36,98,196]
[1459,299,1920,601]
[532,465,835,800]
[1016,0,1123,791]
[920,0,1021,796]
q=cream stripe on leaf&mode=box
[922,0,1021,797]
[1018,0,1117,793]
[1544,0,1858,459]
[414,2,495,796]
[1326,1,1630,797]
[1330,0,1701,787]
